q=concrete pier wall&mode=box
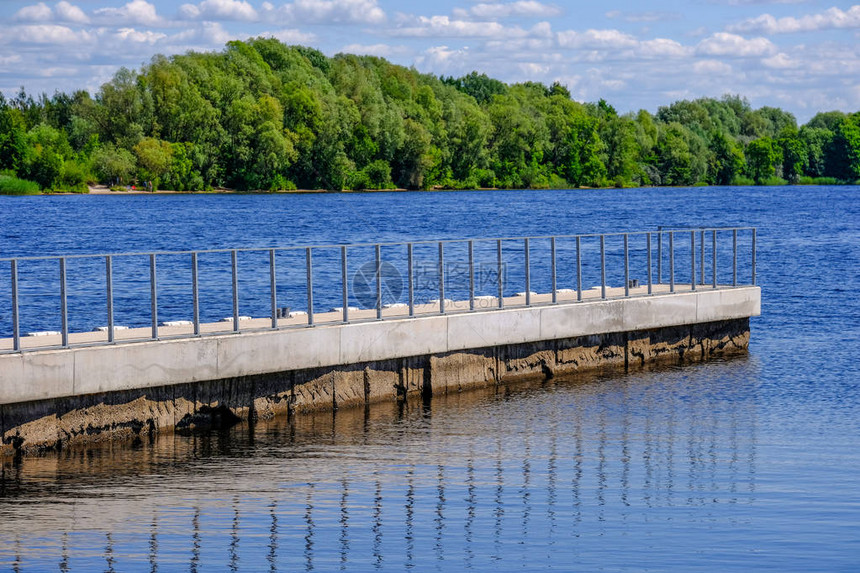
[0,287,759,456]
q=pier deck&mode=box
[2,283,728,352]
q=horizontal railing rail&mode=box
[0,227,758,263]
[0,227,756,353]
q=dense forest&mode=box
[1,38,859,194]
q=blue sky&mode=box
[1,0,858,122]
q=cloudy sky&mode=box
[1,0,858,122]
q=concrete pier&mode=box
[0,285,760,456]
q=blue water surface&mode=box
[0,186,858,571]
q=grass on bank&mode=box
[0,173,41,195]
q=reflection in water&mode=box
[231,496,241,572]
[338,481,348,571]
[433,464,444,563]
[268,501,277,573]
[191,506,201,573]
[304,485,314,572]
[404,466,415,570]
[149,514,158,573]
[0,360,769,571]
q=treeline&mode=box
[1,37,859,194]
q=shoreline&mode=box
[84,185,506,195]
[2,181,853,197]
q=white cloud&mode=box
[13,3,53,22]
[262,29,318,44]
[762,52,798,68]
[639,38,690,57]
[168,21,236,46]
[393,15,523,38]
[340,43,410,58]
[94,0,161,27]
[280,0,386,24]
[696,32,776,56]
[557,29,639,49]
[555,29,690,61]
[728,5,860,34]
[179,0,259,22]
[693,59,733,74]
[56,2,89,24]
[605,10,681,23]
[0,55,23,67]
[469,1,562,20]
[5,24,93,45]
[12,1,89,24]
[518,62,550,75]
[113,27,167,44]
[414,45,471,74]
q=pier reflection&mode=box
[0,358,758,571]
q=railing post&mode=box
[231,249,239,333]
[691,231,696,292]
[497,239,504,309]
[623,234,629,297]
[524,237,531,306]
[11,260,20,352]
[752,228,757,286]
[669,232,675,293]
[106,255,114,343]
[657,226,663,284]
[700,229,705,285]
[150,254,158,340]
[576,236,582,302]
[600,235,606,300]
[407,243,414,317]
[341,246,349,324]
[192,252,200,335]
[376,244,383,320]
[647,233,653,295]
[438,242,445,314]
[551,237,557,304]
[733,229,738,287]
[712,230,717,289]
[468,240,475,311]
[306,248,314,326]
[60,257,68,348]
[270,249,278,328]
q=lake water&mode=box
[0,186,858,571]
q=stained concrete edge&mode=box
[0,286,761,405]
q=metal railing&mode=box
[0,227,756,353]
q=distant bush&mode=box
[731,175,755,186]
[762,176,788,186]
[798,176,840,185]
[55,159,89,193]
[0,173,41,195]
[548,173,571,189]
[269,175,297,192]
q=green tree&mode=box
[799,126,833,178]
[827,113,860,181]
[708,131,745,185]
[654,123,695,186]
[778,129,807,183]
[745,137,779,183]
[133,137,173,188]
[92,143,137,185]
[443,71,507,104]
